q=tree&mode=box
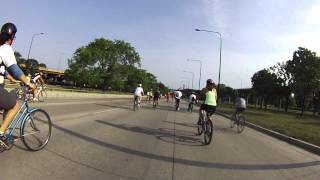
[65,38,164,92]
[219,84,234,103]
[251,69,278,109]
[286,47,320,116]
[269,62,292,112]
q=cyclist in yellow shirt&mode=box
[198,79,217,125]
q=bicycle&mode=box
[197,110,214,145]
[230,110,246,133]
[188,101,195,113]
[16,85,33,102]
[175,98,180,111]
[0,85,52,152]
[36,83,48,102]
[133,96,141,111]
[153,98,159,109]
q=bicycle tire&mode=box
[21,109,52,151]
[204,119,213,145]
[230,114,236,128]
[37,90,47,102]
[237,115,246,133]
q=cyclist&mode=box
[234,93,246,116]
[174,89,182,110]
[134,84,144,106]
[149,89,154,103]
[146,91,150,101]
[197,79,217,125]
[188,92,197,112]
[153,89,160,107]
[32,71,45,86]
[166,92,170,102]
[0,22,36,138]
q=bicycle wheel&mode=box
[21,109,52,151]
[230,114,236,128]
[37,89,47,102]
[204,119,213,145]
[237,115,246,133]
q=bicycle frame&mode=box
[5,99,37,139]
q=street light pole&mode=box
[27,33,44,60]
[195,29,222,98]
[183,70,194,90]
[187,59,202,90]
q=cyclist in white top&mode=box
[174,89,182,110]
[0,23,36,138]
[134,84,144,105]
[188,92,196,111]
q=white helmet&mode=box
[139,84,142,87]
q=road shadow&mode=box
[163,120,197,128]
[95,120,203,146]
[51,122,320,170]
[95,103,133,111]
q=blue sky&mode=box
[1,0,320,89]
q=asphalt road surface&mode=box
[0,98,319,180]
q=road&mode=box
[0,98,319,180]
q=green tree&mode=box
[269,62,292,112]
[65,38,163,92]
[251,69,278,109]
[286,47,320,116]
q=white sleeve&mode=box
[2,45,17,67]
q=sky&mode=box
[1,0,320,89]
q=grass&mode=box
[218,104,320,146]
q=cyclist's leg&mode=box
[0,88,20,135]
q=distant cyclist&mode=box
[149,89,154,103]
[234,93,246,116]
[153,89,160,107]
[134,84,144,106]
[197,79,217,125]
[188,92,197,112]
[174,89,182,111]
[32,71,45,87]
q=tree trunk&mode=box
[300,96,305,117]
[285,97,289,112]
[260,97,263,109]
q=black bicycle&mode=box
[230,111,246,133]
[197,110,214,145]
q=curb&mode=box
[216,112,320,156]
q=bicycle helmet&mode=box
[138,84,142,87]
[206,79,214,84]
[1,23,17,37]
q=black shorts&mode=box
[236,108,245,113]
[154,96,159,100]
[175,98,180,104]
[0,86,17,110]
[201,104,216,115]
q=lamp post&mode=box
[187,59,202,90]
[27,33,44,60]
[195,28,222,97]
[183,70,195,90]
